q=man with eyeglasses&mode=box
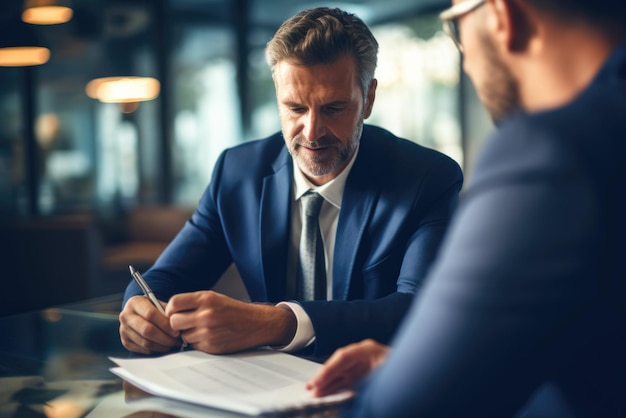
[307,0,626,416]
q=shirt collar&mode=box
[293,144,359,209]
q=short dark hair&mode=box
[265,7,378,98]
[524,0,626,27]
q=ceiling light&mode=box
[22,0,73,25]
[85,76,160,103]
[0,46,50,66]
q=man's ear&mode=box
[363,79,377,119]
[491,0,533,52]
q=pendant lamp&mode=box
[85,76,161,104]
[22,0,73,25]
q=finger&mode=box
[130,295,182,340]
[181,326,242,354]
[136,315,181,347]
[307,369,349,395]
[179,326,221,353]
[307,369,357,397]
[128,295,167,321]
[169,309,195,333]
[308,348,357,388]
[121,297,181,348]
[310,377,353,397]
[307,340,379,395]
[178,330,192,351]
[121,312,179,352]
[119,322,150,354]
[167,290,230,316]
[166,291,204,314]
[120,321,173,354]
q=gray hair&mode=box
[265,7,378,98]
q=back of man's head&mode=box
[524,0,626,30]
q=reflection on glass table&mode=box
[0,294,127,417]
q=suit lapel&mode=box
[259,148,293,302]
[333,129,383,300]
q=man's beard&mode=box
[477,31,521,123]
[288,117,363,178]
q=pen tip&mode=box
[129,265,136,274]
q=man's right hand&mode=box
[119,295,182,354]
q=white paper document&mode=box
[109,350,352,416]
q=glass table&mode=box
[0,294,341,417]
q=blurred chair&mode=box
[98,205,193,296]
[98,205,251,302]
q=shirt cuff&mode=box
[272,302,315,352]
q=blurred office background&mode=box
[0,0,492,316]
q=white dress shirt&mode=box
[275,145,359,352]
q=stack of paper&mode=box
[109,350,352,416]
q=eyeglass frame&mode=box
[439,0,487,53]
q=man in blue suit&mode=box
[307,0,626,416]
[119,7,462,358]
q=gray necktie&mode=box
[296,191,326,301]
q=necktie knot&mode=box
[301,191,324,218]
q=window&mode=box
[370,16,463,167]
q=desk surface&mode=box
[0,294,339,418]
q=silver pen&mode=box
[129,265,188,351]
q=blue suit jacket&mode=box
[344,44,626,417]
[123,125,463,356]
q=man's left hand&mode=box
[165,290,297,353]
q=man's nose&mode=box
[302,111,325,142]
